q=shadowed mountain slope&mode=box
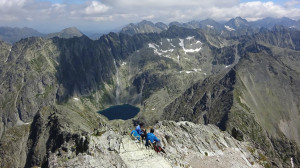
[0,24,299,167]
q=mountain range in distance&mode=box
[0,17,299,44]
[1,15,300,167]
[0,27,84,44]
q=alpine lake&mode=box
[98,104,140,120]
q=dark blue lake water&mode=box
[98,104,140,120]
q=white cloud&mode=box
[82,15,113,21]
[238,1,300,20]
[141,15,155,20]
[0,0,299,32]
[0,14,19,21]
[285,0,300,7]
[83,1,110,15]
[0,0,27,7]
[101,0,239,8]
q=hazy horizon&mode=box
[0,0,300,33]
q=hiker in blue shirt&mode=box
[146,128,160,144]
[130,129,141,141]
[145,128,165,153]
[136,122,146,140]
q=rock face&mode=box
[0,25,234,132]
[1,105,264,168]
[0,124,30,168]
[163,32,300,167]
[0,19,300,167]
[0,37,59,135]
[46,120,264,168]
[0,102,106,168]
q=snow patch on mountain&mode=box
[179,39,184,48]
[179,39,202,54]
[186,36,194,40]
[184,47,202,53]
[179,68,202,74]
[148,43,174,58]
[207,25,214,28]
[193,68,202,72]
[224,25,235,31]
[148,43,162,56]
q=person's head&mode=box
[139,122,144,127]
[150,128,155,133]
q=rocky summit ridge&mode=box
[53,120,266,168]
[0,18,300,167]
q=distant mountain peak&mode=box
[45,27,83,39]
[234,16,245,20]
[61,27,82,35]
[169,21,182,27]
[226,17,249,28]
[120,20,168,35]
[250,17,299,30]
[138,20,155,26]
[0,26,43,44]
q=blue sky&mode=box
[0,0,299,33]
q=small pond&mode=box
[97,104,140,120]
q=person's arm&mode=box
[154,136,160,142]
[138,128,144,135]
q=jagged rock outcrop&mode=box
[1,107,265,168]
[0,37,59,132]
[0,123,30,168]
[46,120,264,168]
[163,36,300,167]
[0,21,300,168]
[225,17,249,29]
[0,101,106,168]
[163,69,236,130]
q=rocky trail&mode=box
[119,136,172,168]
[47,121,264,168]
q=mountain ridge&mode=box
[0,21,299,167]
[45,27,83,39]
[120,17,300,36]
[1,17,299,44]
[0,27,43,44]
